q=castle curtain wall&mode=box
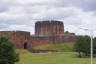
[0,20,76,49]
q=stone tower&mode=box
[35,20,64,36]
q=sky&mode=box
[0,0,96,36]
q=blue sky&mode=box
[0,0,96,36]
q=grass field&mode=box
[33,43,74,52]
[16,52,96,64]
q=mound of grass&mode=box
[16,52,96,64]
[33,43,74,52]
[16,49,32,54]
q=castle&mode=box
[0,20,76,49]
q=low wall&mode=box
[28,35,76,48]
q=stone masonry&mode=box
[35,20,64,36]
[0,20,76,49]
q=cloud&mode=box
[56,0,96,11]
[0,0,12,12]
[0,0,96,36]
[14,0,55,4]
[42,0,96,11]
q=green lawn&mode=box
[16,52,96,64]
[33,43,74,52]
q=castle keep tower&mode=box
[0,20,76,49]
[35,20,64,36]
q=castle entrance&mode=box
[24,42,27,49]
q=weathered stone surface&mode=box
[28,35,76,48]
[0,20,76,49]
[35,20,64,36]
[0,31,30,49]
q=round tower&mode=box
[35,20,64,36]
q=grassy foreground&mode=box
[16,52,96,64]
[33,43,74,52]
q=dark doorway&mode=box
[24,42,27,49]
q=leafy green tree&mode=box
[74,35,91,57]
[74,36,84,57]
[81,36,90,55]
[93,37,96,54]
[0,36,19,64]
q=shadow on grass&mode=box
[74,53,96,58]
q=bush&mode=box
[0,36,19,64]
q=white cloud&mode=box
[0,0,96,36]
[13,0,57,5]
[63,10,96,35]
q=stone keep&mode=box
[35,20,64,36]
[0,20,76,49]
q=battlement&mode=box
[0,31,30,36]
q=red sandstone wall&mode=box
[35,20,64,36]
[28,36,52,48]
[0,31,30,49]
[0,21,76,49]
[28,35,76,48]
[10,31,30,49]
[51,21,64,35]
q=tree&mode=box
[74,36,84,57]
[93,37,96,54]
[82,36,91,55]
[74,35,91,57]
[0,36,19,64]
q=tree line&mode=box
[74,35,96,57]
